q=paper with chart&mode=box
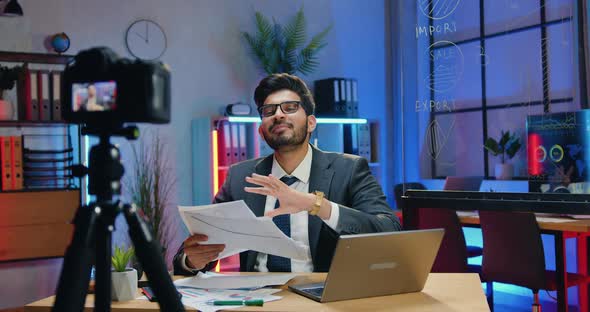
[179,200,309,261]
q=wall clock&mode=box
[125,19,167,60]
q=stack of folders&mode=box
[314,78,359,118]
[22,135,73,189]
[15,65,64,121]
[216,120,251,189]
[343,124,371,161]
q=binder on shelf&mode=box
[38,71,51,121]
[343,124,359,155]
[230,123,239,164]
[357,123,371,161]
[51,71,63,121]
[238,123,247,161]
[1,136,12,190]
[16,67,31,121]
[345,80,353,117]
[217,121,230,166]
[351,80,359,117]
[28,70,40,120]
[10,136,23,190]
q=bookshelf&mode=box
[0,51,81,262]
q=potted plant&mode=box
[484,130,522,180]
[0,65,22,119]
[125,130,177,269]
[242,7,331,75]
[111,245,137,301]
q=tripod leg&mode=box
[95,208,114,312]
[124,204,185,311]
[52,205,97,312]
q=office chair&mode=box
[396,182,492,309]
[479,210,590,311]
[393,182,483,258]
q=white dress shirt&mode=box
[182,146,340,273]
[254,146,340,272]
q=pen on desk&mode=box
[213,299,264,306]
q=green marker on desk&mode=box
[213,299,264,306]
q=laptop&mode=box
[443,176,483,191]
[288,229,444,302]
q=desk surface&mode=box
[457,211,590,233]
[25,273,489,312]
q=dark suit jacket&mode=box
[174,145,401,274]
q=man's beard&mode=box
[262,120,308,150]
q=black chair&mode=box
[480,210,590,311]
[393,182,483,258]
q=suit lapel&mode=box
[307,147,334,268]
[246,154,274,217]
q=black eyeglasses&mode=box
[257,101,301,117]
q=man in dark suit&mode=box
[174,73,401,275]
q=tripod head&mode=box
[72,123,139,201]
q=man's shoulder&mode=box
[229,156,267,172]
[316,149,364,167]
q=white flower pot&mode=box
[111,268,138,301]
[495,163,514,180]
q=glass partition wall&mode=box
[399,0,589,204]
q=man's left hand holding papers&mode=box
[178,200,309,272]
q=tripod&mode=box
[52,125,185,312]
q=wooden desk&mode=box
[25,273,489,312]
[457,211,590,312]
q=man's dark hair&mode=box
[254,73,315,115]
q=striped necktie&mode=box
[267,175,299,272]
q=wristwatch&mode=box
[309,191,324,215]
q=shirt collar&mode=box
[271,144,313,184]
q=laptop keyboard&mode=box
[302,287,324,297]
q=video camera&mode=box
[62,47,170,126]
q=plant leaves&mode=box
[284,7,306,52]
[242,8,331,76]
[483,138,501,156]
[506,138,522,159]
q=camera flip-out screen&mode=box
[72,81,117,112]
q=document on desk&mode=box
[176,287,282,312]
[179,200,309,261]
[174,272,298,289]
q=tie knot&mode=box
[280,175,299,186]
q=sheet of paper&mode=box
[176,287,282,312]
[174,272,298,289]
[179,201,310,261]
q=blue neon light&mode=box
[227,116,368,124]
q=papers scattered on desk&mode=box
[174,272,298,290]
[179,200,310,261]
[177,286,282,312]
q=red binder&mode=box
[10,136,23,190]
[1,136,13,190]
[217,121,230,167]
